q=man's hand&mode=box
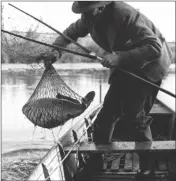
[101,53,122,68]
[36,51,57,68]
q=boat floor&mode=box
[81,152,176,181]
[68,141,176,181]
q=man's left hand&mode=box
[101,53,121,68]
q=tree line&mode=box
[2,29,175,64]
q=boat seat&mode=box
[64,141,176,154]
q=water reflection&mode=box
[2,68,109,142]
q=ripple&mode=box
[2,148,49,181]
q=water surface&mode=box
[2,63,175,145]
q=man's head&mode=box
[72,1,112,22]
[72,1,111,13]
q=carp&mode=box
[22,91,95,129]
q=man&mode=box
[46,1,172,175]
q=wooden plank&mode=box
[111,157,120,170]
[92,177,170,181]
[124,153,133,171]
[91,172,169,180]
[103,161,108,170]
[158,159,168,171]
[92,178,170,181]
[92,173,136,180]
[91,170,171,181]
[64,141,176,153]
[119,154,126,171]
[92,178,136,181]
[93,171,168,175]
[107,161,113,169]
[103,153,124,170]
[132,153,140,172]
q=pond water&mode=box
[1,63,175,181]
[2,63,175,147]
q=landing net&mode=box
[22,64,94,129]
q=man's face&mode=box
[83,6,105,22]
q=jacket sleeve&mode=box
[53,14,89,47]
[114,3,163,69]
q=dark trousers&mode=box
[93,70,162,143]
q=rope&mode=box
[57,126,63,138]
[31,125,37,141]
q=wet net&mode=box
[2,31,95,128]
[22,65,95,129]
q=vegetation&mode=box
[2,29,175,64]
[2,29,51,64]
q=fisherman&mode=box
[42,1,172,177]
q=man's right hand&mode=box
[36,34,70,67]
[36,51,58,68]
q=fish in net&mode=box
[22,64,95,129]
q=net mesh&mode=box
[1,30,59,65]
[22,65,93,129]
[27,65,82,102]
[2,9,60,65]
[2,30,95,128]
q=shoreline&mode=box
[1,63,175,73]
[1,63,106,71]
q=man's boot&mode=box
[93,119,118,144]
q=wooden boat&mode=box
[28,93,176,181]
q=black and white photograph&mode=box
[1,1,175,181]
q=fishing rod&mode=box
[8,3,90,54]
[2,29,176,99]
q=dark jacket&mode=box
[54,1,172,82]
